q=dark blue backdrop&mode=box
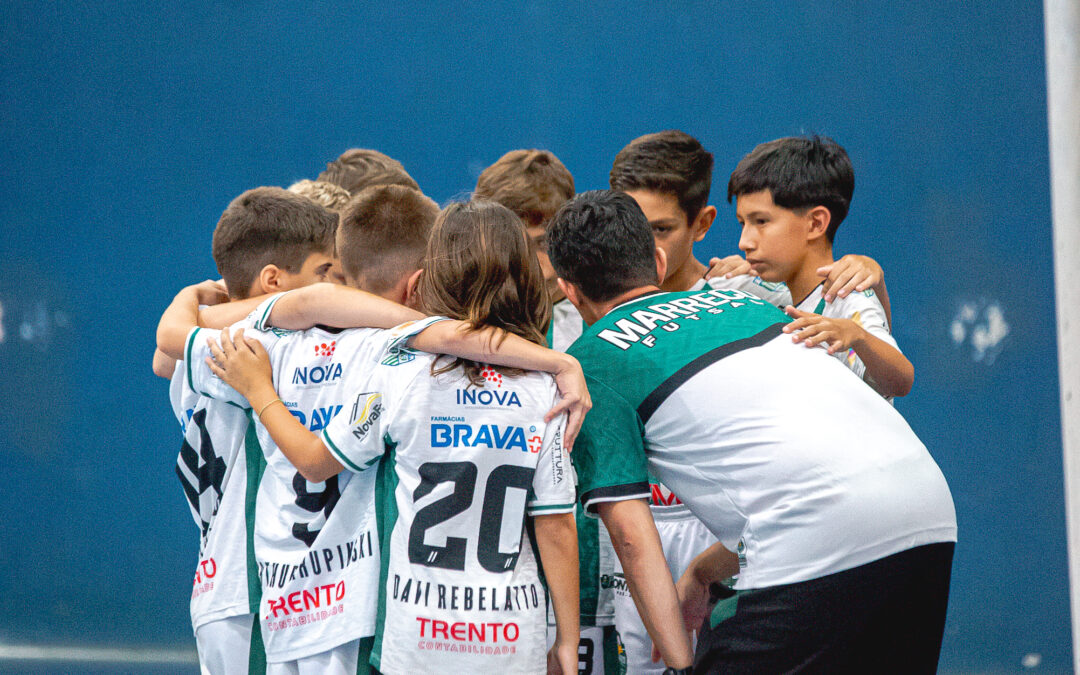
[0,2,1064,672]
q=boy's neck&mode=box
[662,255,707,292]
[786,247,834,305]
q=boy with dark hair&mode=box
[155,187,338,675]
[476,150,623,675]
[728,135,913,397]
[317,148,420,194]
[336,184,439,299]
[547,189,955,673]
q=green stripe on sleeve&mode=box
[322,429,367,473]
[185,327,200,391]
[528,502,576,513]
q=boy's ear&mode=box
[256,264,284,294]
[806,206,832,241]
[655,245,669,283]
[404,269,424,307]
[691,205,717,243]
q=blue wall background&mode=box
[0,2,1064,672]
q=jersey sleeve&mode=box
[184,324,280,408]
[377,315,455,363]
[574,376,651,515]
[168,358,193,427]
[527,406,577,516]
[827,290,901,380]
[321,375,390,473]
[702,274,793,307]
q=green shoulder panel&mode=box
[568,288,789,410]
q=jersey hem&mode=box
[581,482,651,514]
[735,525,958,590]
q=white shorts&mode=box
[547,624,622,675]
[196,613,263,675]
[265,638,365,675]
[612,509,716,675]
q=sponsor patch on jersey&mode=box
[382,350,416,366]
[455,388,522,407]
[291,362,343,386]
[430,423,529,452]
[349,392,382,441]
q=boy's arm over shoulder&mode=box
[785,290,913,397]
[701,274,792,308]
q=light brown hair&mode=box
[317,148,420,194]
[337,184,439,294]
[287,179,352,213]
[211,187,336,299]
[419,201,551,385]
[473,150,575,227]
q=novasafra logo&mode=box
[597,289,766,350]
[430,423,540,452]
[349,392,382,441]
[291,362,343,386]
[455,388,522,407]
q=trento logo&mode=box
[455,388,522,407]
[430,423,528,452]
[292,363,343,386]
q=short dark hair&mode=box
[337,184,439,293]
[547,190,658,303]
[473,149,575,227]
[727,135,854,242]
[211,187,337,299]
[609,130,714,223]
[317,148,420,194]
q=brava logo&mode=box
[288,405,343,432]
[292,362,343,386]
[430,424,529,452]
[455,388,522,407]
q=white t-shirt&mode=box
[321,341,576,675]
[186,296,445,663]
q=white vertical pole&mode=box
[1045,0,1080,669]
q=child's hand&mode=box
[544,355,591,452]
[704,254,754,279]
[816,254,882,302]
[546,637,578,675]
[191,279,229,306]
[205,328,275,402]
[783,307,862,354]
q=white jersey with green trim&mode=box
[186,295,445,663]
[690,274,792,306]
[795,283,898,381]
[322,339,575,675]
[546,298,618,633]
[170,321,262,633]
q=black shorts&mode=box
[693,542,955,674]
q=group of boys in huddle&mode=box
[154,131,956,675]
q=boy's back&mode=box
[569,286,956,588]
[185,306,447,663]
